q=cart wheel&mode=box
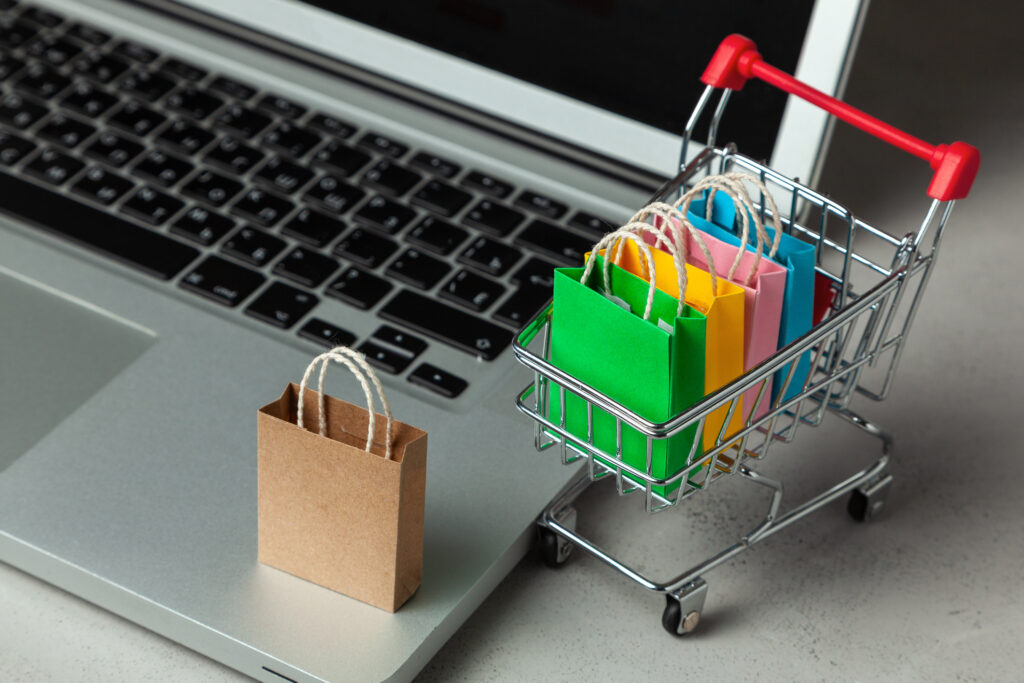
[848,474,893,522]
[538,527,572,569]
[662,595,701,637]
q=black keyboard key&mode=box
[371,325,427,356]
[60,81,119,117]
[357,340,413,374]
[71,52,129,84]
[514,219,590,265]
[357,131,407,158]
[361,159,421,196]
[244,281,318,329]
[24,35,81,66]
[221,226,285,267]
[457,235,521,276]
[462,199,524,236]
[385,248,450,290]
[515,190,567,219]
[0,129,35,165]
[120,185,184,225]
[166,86,224,120]
[0,18,36,48]
[410,179,471,218]
[298,318,357,348]
[118,68,175,102]
[263,121,321,158]
[171,205,235,246]
[379,290,510,360]
[408,363,467,399]
[204,135,265,175]
[313,139,370,177]
[333,227,397,268]
[462,170,513,199]
[353,194,415,235]
[37,113,95,149]
[253,156,313,194]
[407,215,468,255]
[179,255,264,306]
[215,103,271,138]
[0,51,24,80]
[108,99,166,137]
[282,208,344,247]
[568,210,616,238]
[130,148,193,187]
[70,165,133,205]
[83,131,144,168]
[15,62,70,97]
[23,147,83,185]
[64,22,110,47]
[160,58,207,82]
[229,186,293,226]
[182,169,244,207]
[0,168,198,279]
[0,91,45,128]
[325,267,392,310]
[511,256,558,288]
[112,40,158,64]
[156,119,215,154]
[257,93,306,119]
[493,285,551,328]
[304,174,365,215]
[20,7,63,28]
[308,112,356,139]
[272,246,339,287]
[440,269,505,312]
[409,152,460,179]
[209,75,256,101]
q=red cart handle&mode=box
[702,34,979,201]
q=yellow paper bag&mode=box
[602,239,745,452]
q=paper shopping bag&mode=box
[549,231,706,495]
[257,347,428,612]
[607,236,746,450]
[646,214,787,422]
[688,188,815,404]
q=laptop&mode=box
[0,0,867,680]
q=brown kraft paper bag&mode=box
[257,346,428,612]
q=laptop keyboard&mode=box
[0,1,619,399]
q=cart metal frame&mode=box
[511,35,979,634]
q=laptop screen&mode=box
[293,1,814,164]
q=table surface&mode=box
[4,2,1023,681]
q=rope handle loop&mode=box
[296,346,395,460]
[581,229,659,320]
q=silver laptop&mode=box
[0,0,867,680]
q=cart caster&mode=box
[848,474,893,522]
[537,506,577,569]
[662,579,708,637]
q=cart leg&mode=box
[662,578,708,636]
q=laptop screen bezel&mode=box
[163,0,866,182]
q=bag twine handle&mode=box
[296,346,396,460]
[581,229,659,321]
[607,218,693,316]
[625,202,720,297]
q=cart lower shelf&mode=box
[533,405,893,636]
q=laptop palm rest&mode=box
[0,270,154,471]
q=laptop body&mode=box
[0,1,866,681]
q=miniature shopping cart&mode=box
[512,35,979,635]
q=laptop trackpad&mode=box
[0,270,154,471]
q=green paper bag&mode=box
[548,247,706,495]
